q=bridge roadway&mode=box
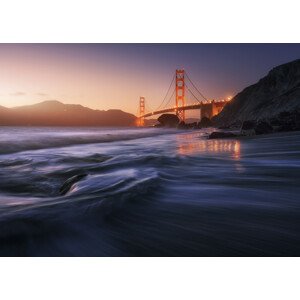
[140,100,228,119]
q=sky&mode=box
[0,44,299,117]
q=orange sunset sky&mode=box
[1,44,300,117]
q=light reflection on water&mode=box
[176,132,241,159]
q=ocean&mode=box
[0,126,299,256]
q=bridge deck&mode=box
[140,100,228,118]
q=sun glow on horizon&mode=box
[1,44,299,116]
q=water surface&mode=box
[0,127,299,256]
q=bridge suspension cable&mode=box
[185,82,204,104]
[161,88,176,110]
[145,102,155,113]
[151,73,176,112]
[185,72,208,102]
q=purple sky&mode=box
[0,44,299,117]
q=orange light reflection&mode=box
[177,134,241,159]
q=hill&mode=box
[213,59,300,126]
[0,100,137,126]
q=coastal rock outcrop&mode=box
[59,174,87,195]
[275,110,300,131]
[198,117,213,128]
[157,114,180,127]
[254,121,273,135]
[241,120,256,136]
[177,121,187,129]
[213,59,300,127]
[208,131,237,139]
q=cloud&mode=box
[10,92,26,96]
[36,93,48,97]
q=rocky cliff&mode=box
[213,59,300,126]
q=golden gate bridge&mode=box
[137,69,230,126]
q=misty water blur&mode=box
[0,127,299,256]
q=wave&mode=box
[0,127,179,155]
[0,128,299,256]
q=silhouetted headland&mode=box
[213,59,300,128]
[0,100,136,126]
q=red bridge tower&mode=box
[139,96,145,126]
[175,69,186,122]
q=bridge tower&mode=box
[139,96,145,126]
[175,69,185,122]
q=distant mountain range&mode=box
[0,100,137,126]
[214,59,300,126]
